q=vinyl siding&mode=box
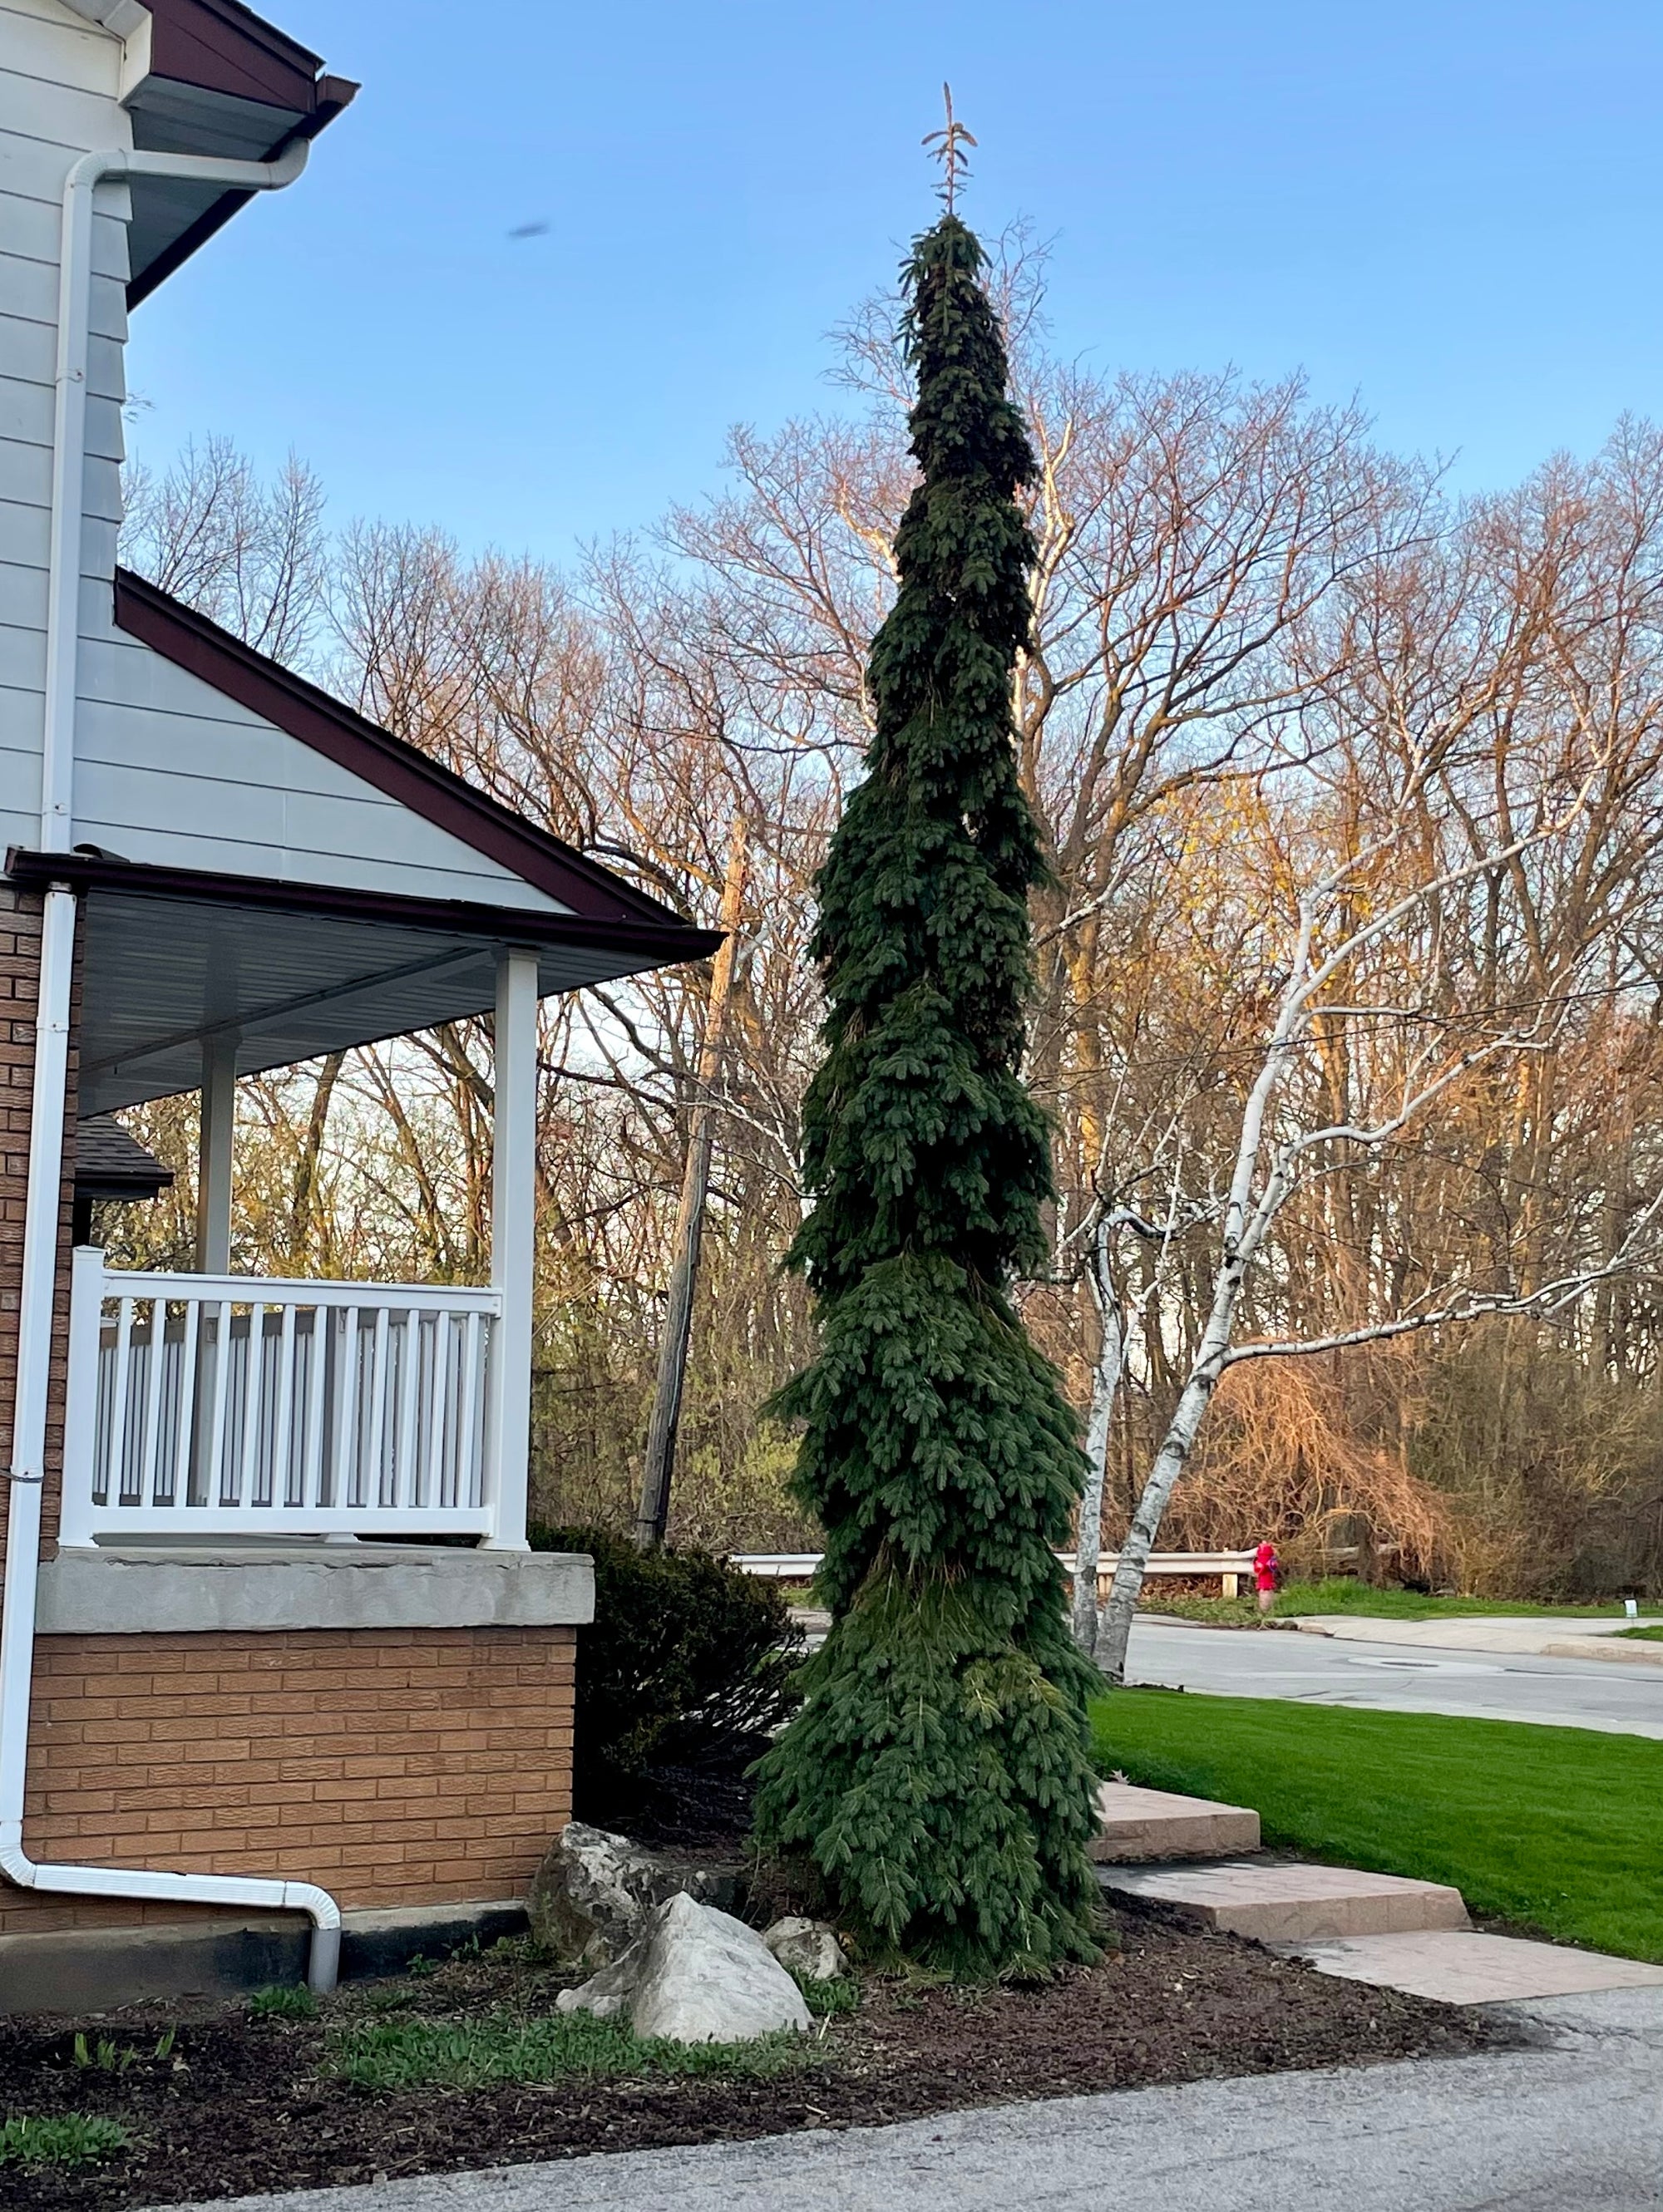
[0,0,127,854]
[0,2,569,914]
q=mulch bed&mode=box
[2,1902,1520,2210]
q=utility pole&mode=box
[634,816,750,1549]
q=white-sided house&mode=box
[0,0,718,2006]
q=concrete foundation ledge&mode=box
[0,1898,530,2015]
[37,1545,595,1634]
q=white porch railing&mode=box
[60,1250,505,1546]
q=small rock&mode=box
[561,1892,810,2043]
[554,1934,643,2019]
[762,1915,847,1982]
[527,1822,664,1968]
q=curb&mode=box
[1541,1637,1663,1667]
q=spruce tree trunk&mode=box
[753,214,1103,1975]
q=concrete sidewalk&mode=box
[1286,1612,1662,1661]
[156,1988,1663,2212]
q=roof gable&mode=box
[111,570,682,929]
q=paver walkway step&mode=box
[1098,1856,1469,1943]
[1092,1782,1261,1863]
[1274,1929,1663,2004]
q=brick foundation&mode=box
[0,1625,576,1935]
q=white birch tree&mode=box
[1093,777,1663,1680]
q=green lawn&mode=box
[1143,1578,1663,1628]
[1090,1689,1663,1961]
[1616,1624,1663,1643]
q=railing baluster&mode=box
[205,1298,234,1505]
[301,1305,327,1507]
[423,1313,447,1510]
[459,1309,482,1510]
[235,1303,268,1508]
[171,1288,201,1507]
[334,1307,360,1506]
[366,1307,391,1505]
[106,1295,136,1503]
[137,1293,167,1506]
[395,1308,420,1511]
[274,1303,298,1505]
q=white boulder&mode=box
[762,1915,847,1983]
[559,1892,811,2043]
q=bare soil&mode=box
[1,1902,1518,2210]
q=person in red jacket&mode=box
[1253,1540,1281,1615]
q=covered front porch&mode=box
[26,850,717,1552]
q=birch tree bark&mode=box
[1070,1212,1123,1657]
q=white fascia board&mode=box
[57,1,151,42]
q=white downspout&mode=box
[0,135,343,1993]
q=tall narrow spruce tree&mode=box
[752,210,1103,1974]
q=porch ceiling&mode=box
[8,858,719,1116]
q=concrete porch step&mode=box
[1098,1856,1470,1944]
[1092,1781,1261,1863]
[1276,1929,1663,2005]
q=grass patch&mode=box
[793,1972,859,2017]
[250,1983,318,2021]
[323,2008,811,2091]
[1092,1689,1663,1961]
[1142,1578,1663,1628]
[1616,1624,1663,1643]
[0,2115,131,2170]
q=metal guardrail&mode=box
[732,1549,1271,1595]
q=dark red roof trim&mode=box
[113,569,687,930]
[145,0,326,111]
[5,849,723,965]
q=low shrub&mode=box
[529,1524,802,1837]
[0,2115,131,2169]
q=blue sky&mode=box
[124,0,1663,566]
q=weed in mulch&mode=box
[248,1985,317,2022]
[792,1973,859,2017]
[0,2116,131,2172]
[0,1905,1520,2211]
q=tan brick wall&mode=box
[0,1625,576,1934]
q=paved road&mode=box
[1125,1618,1663,1737]
[159,1988,1663,2212]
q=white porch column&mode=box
[485,948,539,1549]
[195,1031,238,1274]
